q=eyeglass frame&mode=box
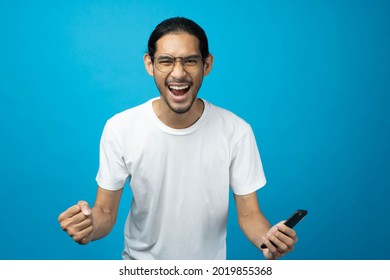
[151,53,206,74]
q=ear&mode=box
[203,54,214,76]
[144,53,154,76]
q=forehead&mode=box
[155,32,200,56]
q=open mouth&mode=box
[168,85,191,96]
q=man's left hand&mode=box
[260,221,298,260]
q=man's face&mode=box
[144,32,212,115]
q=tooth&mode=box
[170,85,189,90]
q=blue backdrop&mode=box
[1,0,389,260]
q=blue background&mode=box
[1,0,389,260]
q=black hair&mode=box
[147,17,209,60]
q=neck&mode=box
[152,98,204,129]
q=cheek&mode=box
[154,73,167,87]
[192,74,204,88]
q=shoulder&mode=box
[105,99,152,130]
[202,100,254,148]
[206,100,251,131]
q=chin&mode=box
[165,95,196,115]
[168,102,193,114]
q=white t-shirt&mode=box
[96,98,266,260]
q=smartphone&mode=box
[260,209,308,249]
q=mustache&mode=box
[166,78,193,85]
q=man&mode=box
[58,17,298,260]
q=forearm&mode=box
[89,186,122,241]
[235,193,297,259]
[234,192,273,249]
[238,210,272,248]
[90,204,116,241]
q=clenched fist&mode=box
[58,201,94,245]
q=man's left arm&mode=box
[234,192,298,259]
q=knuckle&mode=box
[74,238,83,244]
[85,217,93,226]
[274,231,281,238]
[60,223,66,231]
[285,239,294,246]
[59,220,70,231]
[270,247,278,254]
[280,243,288,251]
[68,228,78,237]
[73,233,83,243]
[61,220,73,231]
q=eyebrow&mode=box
[183,54,202,59]
[157,54,201,59]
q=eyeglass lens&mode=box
[154,54,203,73]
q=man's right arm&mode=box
[58,186,123,245]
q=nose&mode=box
[170,58,187,79]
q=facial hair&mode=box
[161,92,197,114]
[161,77,197,114]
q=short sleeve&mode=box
[96,122,130,190]
[229,127,266,195]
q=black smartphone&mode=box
[260,209,308,249]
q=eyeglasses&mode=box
[153,54,204,74]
